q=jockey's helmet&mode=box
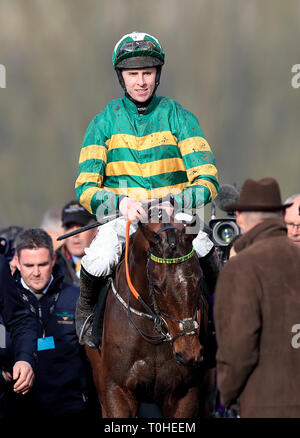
[112,32,165,92]
[112,32,165,69]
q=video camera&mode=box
[0,236,16,261]
[209,184,241,267]
[0,226,23,262]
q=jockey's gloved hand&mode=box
[119,197,147,222]
[154,194,180,213]
[139,196,174,218]
[162,194,195,223]
[150,200,174,217]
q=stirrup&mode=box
[78,313,94,346]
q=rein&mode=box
[124,220,170,344]
[125,221,157,319]
[123,220,201,344]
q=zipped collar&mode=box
[21,275,54,296]
[122,93,160,116]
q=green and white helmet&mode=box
[112,32,165,69]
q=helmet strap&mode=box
[154,65,162,90]
[116,68,126,92]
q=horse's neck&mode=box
[129,233,150,291]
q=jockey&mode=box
[75,32,220,348]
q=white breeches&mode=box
[81,216,213,277]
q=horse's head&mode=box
[138,211,207,367]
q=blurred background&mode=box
[0,0,299,228]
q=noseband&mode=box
[118,220,201,345]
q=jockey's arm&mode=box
[174,109,219,210]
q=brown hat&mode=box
[225,177,293,212]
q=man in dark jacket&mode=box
[13,228,100,421]
[0,254,37,420]
[55,201,97,286]
[214,177,300,418]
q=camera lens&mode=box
[217,224,234,243]
[212,221,240,246]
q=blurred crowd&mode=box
[0,189,300,420]
[0,200,100,422]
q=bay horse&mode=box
[86,210,214,418]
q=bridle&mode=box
[111,219,202,345]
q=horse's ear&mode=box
[138,222,160,245]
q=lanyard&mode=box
[19,276,61,337]
[38,291,60,338]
